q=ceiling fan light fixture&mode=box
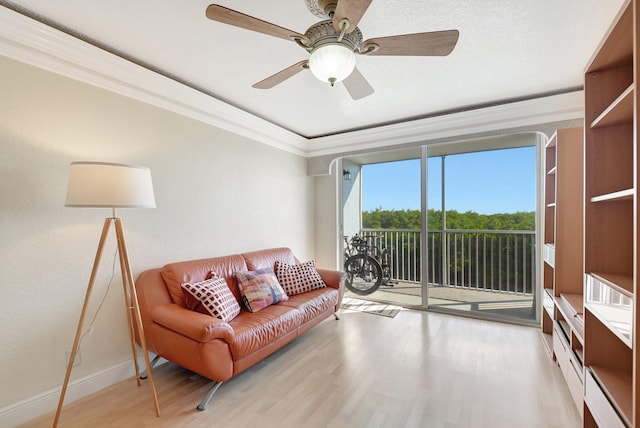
[309,43,356,86]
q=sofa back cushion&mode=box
[161,254,247,307]
[242,247,298,271]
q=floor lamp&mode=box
[53,161,160,427]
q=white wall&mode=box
[0,54,316,420]
[313,166,340,271]
[341,159,361,239]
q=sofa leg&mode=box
[197,381,223,411]
[139,355,162,380]
[334,312,340,320]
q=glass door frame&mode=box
[420,137,544,326]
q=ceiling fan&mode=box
[205,0,459,100]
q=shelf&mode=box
[590,188,634,203]
[586,2,633,73]
[557,318,571,340]
[543,244,555,267]
[543,290,554,318]
[546,166,557,175]
[561,293,584,316]
[585,274,633,348]
[591,84,634,129]
[589,272,633,296]
[589,365,632,427]
[555,293,584,345]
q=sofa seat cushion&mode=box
[280,288,339,324]
[228,304,301,359]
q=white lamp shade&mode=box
[65,161,156,208]
[309,43,356,84]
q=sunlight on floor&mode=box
[345,281,535,323]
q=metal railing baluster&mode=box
[359,228,535,295]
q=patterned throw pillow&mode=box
[181,276,241,322]
[183,271,217,314]
[275,260,326,296]
[235,268,288,312]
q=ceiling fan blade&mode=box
[361,30,459,56]
[252,61,309,89]
[343,67,374,100]
[333,0,373,33]
[206,4,309,44]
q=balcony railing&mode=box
[359,228,536,295]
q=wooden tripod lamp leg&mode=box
[116,237,142,388]
[115,218,161,416]
[53,218,112,428]
[53,216,160,427]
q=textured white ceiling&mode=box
[1,0,626,138]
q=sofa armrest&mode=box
[316,268,346,290]
[151,303,235,343]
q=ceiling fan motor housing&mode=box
[304,20,363,51]
[305,20,362,85]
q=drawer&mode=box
[553,322,569,377]
[567,354,583,417]
[584,369,625,428]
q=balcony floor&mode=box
[345,281,535,323]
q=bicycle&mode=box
[343,234,393,295]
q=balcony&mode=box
[346,228,536,321]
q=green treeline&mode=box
[362,208,535,230]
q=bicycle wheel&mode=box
[344,254,383,295]
[379,249,392,286]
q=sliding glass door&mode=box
[424,145,537,324]
[341,134,540,324]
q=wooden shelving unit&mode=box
[541,126,584,415]
[582,1,637,426]
[542,132,557,357]
[542,127,584,301]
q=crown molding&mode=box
[0,5,308,156]
[0,5,584,161]
[306,91,584,157]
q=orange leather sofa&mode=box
[135,247,345,410]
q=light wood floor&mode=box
[22,309,579,428]
[348,283,535,323]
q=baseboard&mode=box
[0,359,137,427]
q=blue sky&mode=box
[361,146,536,214]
